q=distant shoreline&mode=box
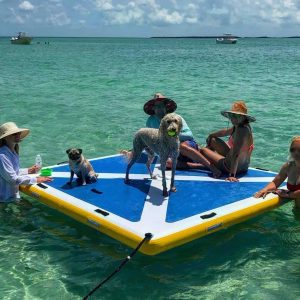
[1,36,299,39]
[150,36,300,39]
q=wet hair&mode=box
[288,136,300,162]
[290,136,300,147]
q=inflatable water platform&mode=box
[20,154,285,255]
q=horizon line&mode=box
[1,35,300,39]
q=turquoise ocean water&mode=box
[0,37,299,299]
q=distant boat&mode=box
[216,34,237,44]
[10,32,32,45]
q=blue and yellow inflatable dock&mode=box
[20,154,284,255]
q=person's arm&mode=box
[286,190,300,199]
[207,127,234,144]
[254,163,288,198]
[209,127,234,138]
[19,168,29,175]
[0,155,37,185]
[19,165,40,175]
[179,117,194,141]
[225,127,247,181]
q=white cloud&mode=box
[19,1,34,11]
[149,8,183,25]
[93,0,185,26]
[47,12,71,26]
[106,2,144,25]
[74,4,90,15]
[1,0,300,35]
[8,7,25,24]
[95,0,113,11]
[186,17,198,24]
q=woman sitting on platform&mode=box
[254,136,300,209]
[202,101,255,182]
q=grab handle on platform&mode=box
[200,212,217,219]
[37,183,48,189]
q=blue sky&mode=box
[0,0,299,37]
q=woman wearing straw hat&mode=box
[202,101,255,182]
[0,122,52,202]
[122,93,221,177]
[254,136,300,209]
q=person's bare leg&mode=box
[208,137,230,157]
[166,159,204,170]
[180,143,221,178]
[201,147,226,173]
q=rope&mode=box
[83,233,153,300]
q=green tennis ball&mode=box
[168,130,176,137]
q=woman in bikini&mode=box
[254,136,300,209]
[202,101,255,182]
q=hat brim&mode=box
[221,111,256,123]
[0,128,30,141]
[144,97,177,115]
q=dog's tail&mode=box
[119,149,133,162]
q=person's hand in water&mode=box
[275,189,290,198]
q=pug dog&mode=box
[66,148,98,185]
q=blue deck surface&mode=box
[166,181,268,222]
[47,177,150,222]
[47,155,276,224]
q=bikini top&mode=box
[228,125,254,153]
[287,182,300,192]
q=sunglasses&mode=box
[290,147,300,153]
[12,132,21,136]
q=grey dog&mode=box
[125,113,183,197]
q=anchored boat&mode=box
[11,32,32,45]
[216,34,237,44]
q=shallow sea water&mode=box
[0,37,299,299]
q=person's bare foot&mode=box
[171,186,177,192]
[210,165,222,178]
[120,150,132,161]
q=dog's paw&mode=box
[163,189,169,197]
[124,178,130,184]
[82,182,86,186]
[67,181,72,186]
[170,186,177,193]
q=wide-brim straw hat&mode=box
[0,122,30,141]
[221,101,256,123]
[143,93,177,115]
